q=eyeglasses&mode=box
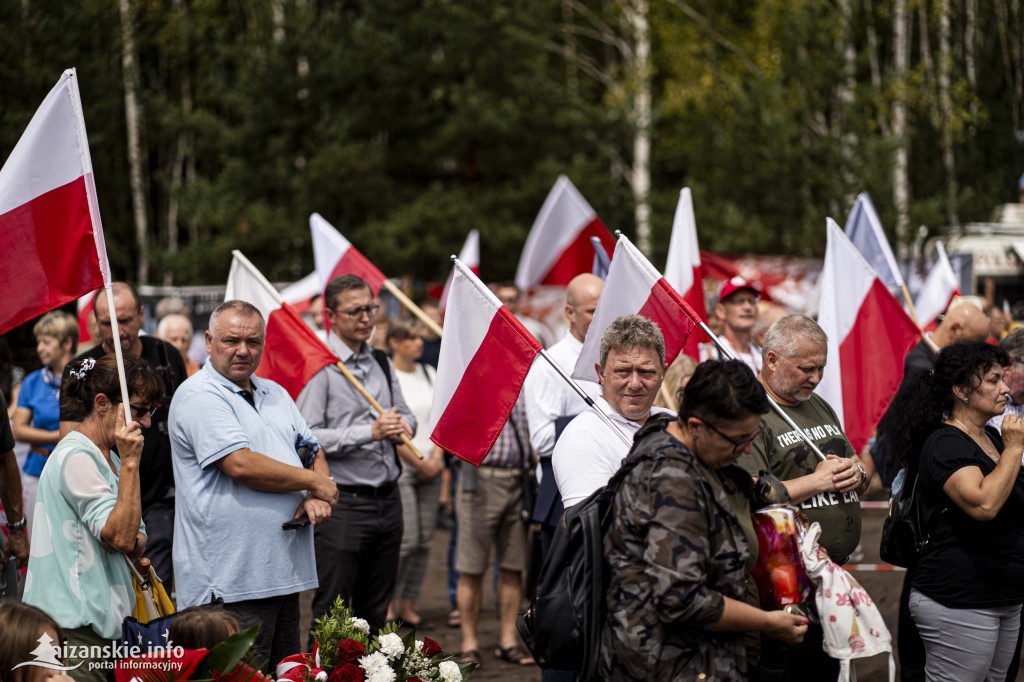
[333,304,381,319]
[129,404,158,419]
[724,295,759,306]
[701,419,766,454]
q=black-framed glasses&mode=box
[129,404,158,419]
[334,304,380,319]
[701,419,766,454]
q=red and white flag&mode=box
[439,229,479,313]
[514,175,615,290]
[663,188,708,360]
[843,192,906,291]
[572,235,702,383]
[225,251,338,400]
[913,241,960,332]
[77,290,97,344]
[310,213,387,295]
[0,69,108,335]
[817,219,920,454]
[429,258,543,466]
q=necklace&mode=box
[947,416,1000,462]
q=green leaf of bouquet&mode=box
[194,623,260,677]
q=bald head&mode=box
[565,273,603,342]
[933,299,990,348]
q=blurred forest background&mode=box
[1,0,1022,285]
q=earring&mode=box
[963,396,968,405]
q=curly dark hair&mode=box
[878,340,1009,468]
[679,359,769,424]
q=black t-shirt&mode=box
[0,392,14,452]
[903,340,937,382]
[60,337,188,508]
[910,425,1024,608]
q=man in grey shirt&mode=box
[297,274,416,636]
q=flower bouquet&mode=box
[279,597,475,682]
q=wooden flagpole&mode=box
[381,279,443,339]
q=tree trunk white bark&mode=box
[624,0,651,255]
[937,0,958,227]
[120,0,149,283]
[892,0,911,258]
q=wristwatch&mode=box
[856,463,868,482]
[6,516,26,531]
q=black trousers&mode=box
[749,618,839,682]
[308,487,403,643]
[141,499,174,588]
[225,592,300,673]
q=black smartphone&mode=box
[282,517,311,530]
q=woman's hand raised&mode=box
[113,405,145,463]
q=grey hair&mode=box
[1000,328,1024,363]
[761,314,827,360]
[209,300,264,336]
[598,315,665,367]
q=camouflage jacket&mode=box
[600,415,753,681]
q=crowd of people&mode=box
[0,271,1022,682]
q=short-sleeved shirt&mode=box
[910,425,1024,608]
[738,393,861,563]
[23,432,144,639]
[17,368,61,476]
[169,363,319,607]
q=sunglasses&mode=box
[129,404,158,419]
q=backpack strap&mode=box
[370,349,400,470]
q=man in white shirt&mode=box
[553,315,674,508]
[523,274,603,536]
[990,328,1024,433]
[699,276,763,374]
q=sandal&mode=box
[458,649,481,668]
[447,609,461,628]
[494,645,535,665]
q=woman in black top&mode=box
[880,341,1024,681]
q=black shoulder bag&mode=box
[879,467,928,568]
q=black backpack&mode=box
[516,446,653,681]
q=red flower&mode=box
[335,639,366,664]
[328,663,364,682]
[409,679,423,682]
[420,638,443,657]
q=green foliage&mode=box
[193,623,262,679]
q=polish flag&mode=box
[225,251,338,400]
[0,69,108,336]
[439,229,480,313]
[514,175,615,290]
[77,290,97,344]
[913,241,960,332]
[816,219,920,454]
[572,234,702,383]
[844,192,906,291]
[663,188,708,360]
[429,258,543,466]
[310,213,387,295]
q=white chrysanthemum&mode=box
[349,617,371,634]
[377,632,405,660]
[415,640,424,652]
[358,652,388,673]
[438,660,462,682]
[366,666,396,682]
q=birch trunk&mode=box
[892,0,910,258]
[120,0,149,283]
[624,0,651,255]
[937,0,958,227]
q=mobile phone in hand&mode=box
[282,517,311,530]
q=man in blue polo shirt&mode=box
[169,300,338,668]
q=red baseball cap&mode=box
[719,276,761,304]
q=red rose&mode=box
[409,679,423,682]
[328,663,364,682]
[335,639,366,664]
[420,638,442,657]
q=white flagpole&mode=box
[68,68,132,423]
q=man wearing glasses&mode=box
[699,276,763,374]
[553,315,674,508]
[297,274,416,637]
[737,313,866,680]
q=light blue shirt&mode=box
[23,432,144,639]
[169,363,319,607]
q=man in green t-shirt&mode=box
[737,314,871,680]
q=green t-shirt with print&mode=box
[737,393,862,564]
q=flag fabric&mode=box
[77,290,96,344]
[572,235,702,383]
[817,219,920,454]
[663,188,709,360]
[0,69,108,335]
[515,175,615,289]
[429,258,543,466]
[439,229,480,313]
[310,213,387,296]
[225,251,338,400]
[591,236,611,279]
[843,192,906,291]
[913,241,960,332]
